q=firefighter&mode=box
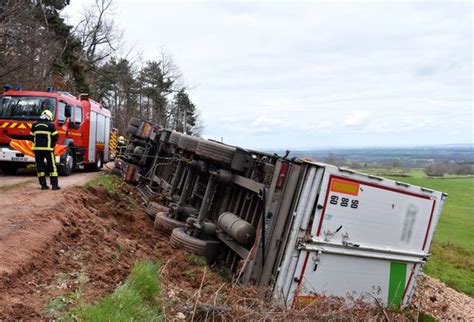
[117,135,126,159]
[31,109,60,190]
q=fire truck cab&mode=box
[0,88,111,176]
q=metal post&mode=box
[196,173,218,224]
[170,159,185,195]
[178,165,197,207]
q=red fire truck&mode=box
[0,88,112,176]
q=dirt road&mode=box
[0,167,109,277]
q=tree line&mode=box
[0,0,202,135]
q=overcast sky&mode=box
[64,0,473,149]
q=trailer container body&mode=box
[247,160,445,309]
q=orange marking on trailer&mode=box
[330,178,360,196]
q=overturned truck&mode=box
[119,118,447,309]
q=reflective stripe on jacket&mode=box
[31,120,58,151]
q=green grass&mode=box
[84,174,121,194]
[385,175,474,297]
[78,260,163,322]
[362,167,427,178]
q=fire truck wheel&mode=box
[127,124,138,136]
[196,140,236,165]
[168,131,182,146]
[154,212,186,234]
[58,148,74,176]
[1,166,17,175]
[169,228,221,255]
[86,153,103,171]
[177,134,201,153]
[129,117,141,128]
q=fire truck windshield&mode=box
[0,96,56,121]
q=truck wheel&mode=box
[58,148,74,176]
[129,117,141,128]
[85,153,103,171]
[127,124,138,136]
[133,146,145,157]
[178,134,201,153]
[154,212,186,234]
[196,140,236,165]
[1,166,17,175]
[168,131,182,146]
[146,202,169,218]
[169,228,221,255]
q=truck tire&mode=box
[169,228,221,255]
[127,124,138,136]
[160,130,172,143]
[146,202,169,218]
[129,117,141,128]
[168,131,182,146]
[1,166,17,175]
[85,153,103,171]
[133,146,145,157]
[178,134,201,153]
[196,140,236,165]
[133,138,148,147]
[58,148,74,176]
[154,212,186,234]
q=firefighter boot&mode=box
[50,176,61,190]
[39,176,49,190]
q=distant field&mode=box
[363,168,474,297]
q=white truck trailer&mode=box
[244,159,446,308]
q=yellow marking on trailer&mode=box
[330,178,360,196]
[1,122,9,128]
[9,122,17,128]
[27,123,32,128]
[17,123,26,129]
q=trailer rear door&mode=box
[278,163,445,308]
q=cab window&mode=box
[58,101,67,124]
[74,106,83,124]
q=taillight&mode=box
[276,163,289,189]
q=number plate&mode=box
[11,157,29,162]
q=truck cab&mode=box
[0,88,111,175]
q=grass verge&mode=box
[386,176,474,297]
[78,260,163,321]
[84,174,122,194]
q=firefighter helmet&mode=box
[118,136,125,142]
[40,109,54,121]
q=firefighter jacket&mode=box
[31,120,58,151]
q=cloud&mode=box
[63,0,473,148]
[344,111,371,126]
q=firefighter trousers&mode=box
[34,150,59,187]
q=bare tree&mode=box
[74,0,123,70]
